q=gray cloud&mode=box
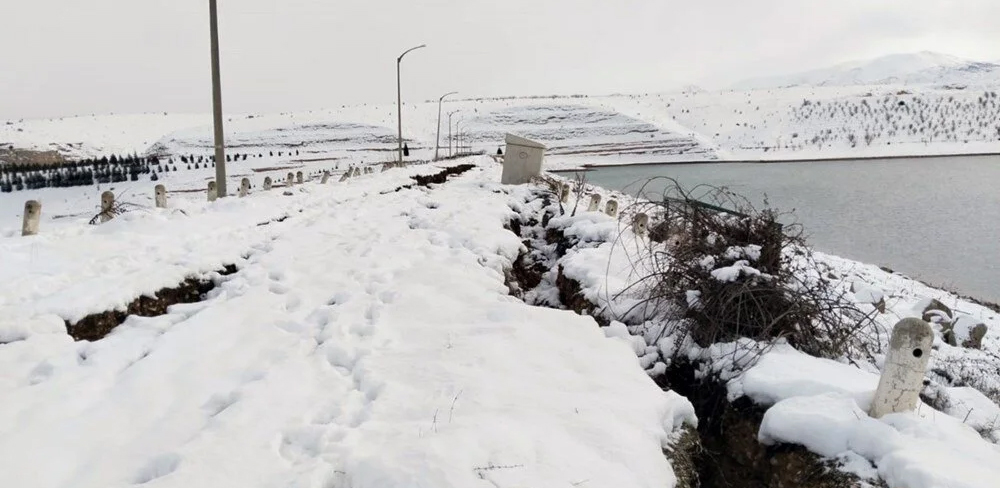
[1,0,998,119]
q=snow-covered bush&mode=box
[618,178,879,365]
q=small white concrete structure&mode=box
[296,171,304,184]
[560,184,570,203]
[207,182,218,202]
[339,171,350,182]
[501,134,546,185]
[353,167,362,177]
[154,185,167,208]
[869,318,934,419]
[239,178,251,197]
[605,199,619,218]
[287,172,295,186]
[264,177,273,191]
[588,194,602,212]
[22,200,41,236]
[101,191,116,222]
[632,213,649,236]
[321,171,330,184]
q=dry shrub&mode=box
[616,177,879,363]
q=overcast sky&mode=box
[2,0,999,119]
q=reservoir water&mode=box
[581,155,1000,302]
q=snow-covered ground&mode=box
[4,71,1000,174]
[0,158,695,488]
[543,183,1000,488]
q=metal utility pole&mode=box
[209,0,227,197]
[448,111,458,157]
[396,44,426,164]
[434,91,457,161]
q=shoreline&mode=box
[550,150,1000,172]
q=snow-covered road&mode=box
[0,158,692,488]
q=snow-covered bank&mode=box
[520,177,1000,488]
[0,158,694,488]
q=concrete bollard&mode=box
[264,177,273,191]
[560,184,570,203]
[154,185,167,208]
[239,178,250,197]
[321,171,330,184]
[632,213,649,236]
[605,199,619,218]
[588,194,602,212]
[22,200,41,236]
[869,318,934,419]
[296,171,303,184]
[353,167,362,177]
[287,172,295,186]
[101,191,116,222]
[207,181,217,202]
[339,171,350,182]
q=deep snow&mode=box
[0,159,695,488]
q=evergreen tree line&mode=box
[0,149,300,193]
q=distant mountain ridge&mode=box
[735,51,1000,89]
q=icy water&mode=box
[582,155,1000,302]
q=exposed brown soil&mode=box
[66,264,238,342]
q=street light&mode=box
[455,119,463,157]
[448,111,459,157]
[396,44,426,164]
[434,91,457,161]
[208,0,227,197]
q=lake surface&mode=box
[582,155,1000,302]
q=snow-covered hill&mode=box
[736,52,1000,90]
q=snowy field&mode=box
[1,154,998,487]
[4,79,1000,175]
[0,159,696,488]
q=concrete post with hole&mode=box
[207,181,218,202]
[264,177,273,191]
[869,318,934,418]
[154,185,167,208]
[605,199,619,218]
[632,213,649,236]
[22,200,41,236]
[101,191,115,222]
[296,171,303,184]
[286,172,294,186]
[588,194,602,212]
[239,178,250,197]
[321,171,330,184]
[501,134,546,185]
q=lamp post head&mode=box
[440,91,458,102]
[398,44,427,62]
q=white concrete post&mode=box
[207,181,218,202]
[287,172,294,186]
[239,178,250,197]
[154,185,167,208]
[339,171,350,182]
[869,318,934,419]
[588,194,602,212]
[101,191,115,222]
[321,171,330,184]
[264,177,273,191]
[22,200,41,236]
[501,133,546,185]
[605,199,619,218]
[296,171,303,184]
[632,213,649,236]
[353,167,361,177]
[560,184,570,203]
